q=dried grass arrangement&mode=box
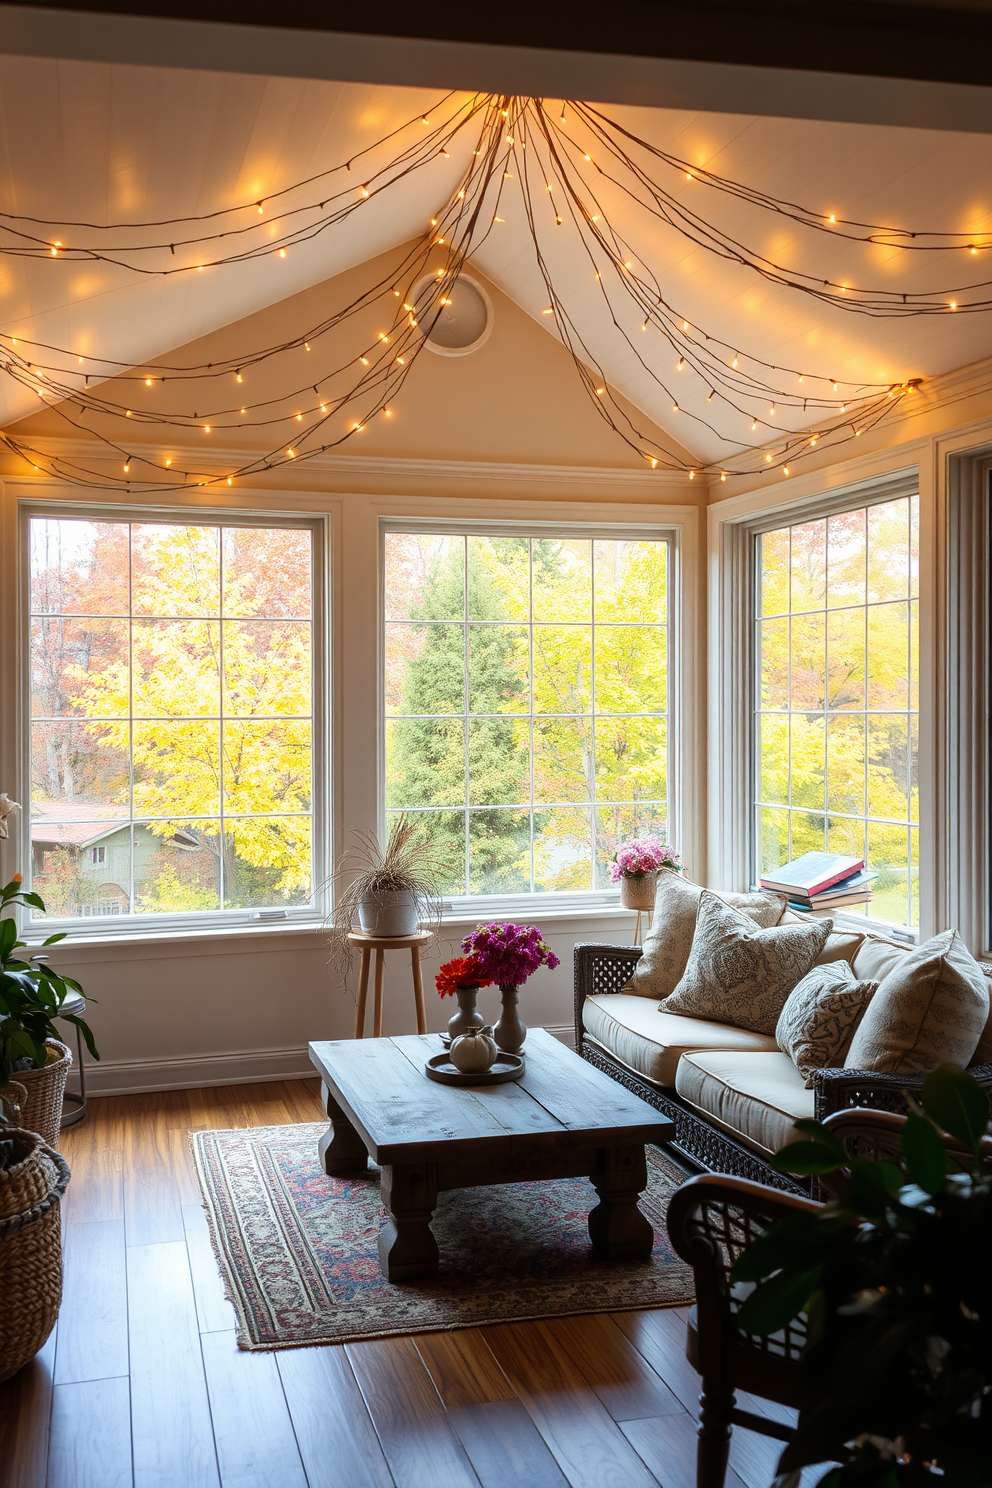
[326,815,447,973]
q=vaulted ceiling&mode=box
[2,53,991,467]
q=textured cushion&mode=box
[582,993,778,1086]
[664,891,833,1035]
[675,1050,815,1156]
[971,996,992,1067]
[778,915,865,966]
[625,870,786,1000]
[775,961,878,1087]
[845,929,990,1074]
[851,935,913,985]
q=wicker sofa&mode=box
[573,935,992,1195]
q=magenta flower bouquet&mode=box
[609,835,681,883]
[460,923,560,1055]
[460,921,560,988]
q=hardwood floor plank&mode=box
[48,1376,132,1488]
[612,1310,702,1417]
[540,1315,684,1424]
[200,1330,308,1488]
[414,1329,515,1408]
[482,1321,660,1488]
[61,1099,124,1224]
[276,1344,395,1488]
[55,1219,128,1385]
[182,1203,236,1335]
[123,1108,186,1247]
[347,1335,482,1488]
[620,1412,750,1488]
[446,1400,570,1488]
[127,1241,220,1488]
[0,1325,57,1488]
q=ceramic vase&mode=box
[620,872,657,912]
[494,983,527,1056]
[446,986,486,1044]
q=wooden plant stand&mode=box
[347,929,431,1039]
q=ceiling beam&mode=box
[1,0,991,133]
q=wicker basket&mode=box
[0,1124,70,1382]
[13,1040,71,1150]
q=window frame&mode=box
[17,500,329,938]
[712,468,927,943]
[749,487,921,937]
[378,515,682,916]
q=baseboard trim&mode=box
[84,1045,314,1097]
[83,1025,577,1095]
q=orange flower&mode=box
[435,955,492,998]
[11,873,22,884]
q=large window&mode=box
[753,495,919,930]
[27,515,316,924]
[383,529,671,899]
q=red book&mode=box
[759,852,864,898]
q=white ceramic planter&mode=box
[357,890,420,937]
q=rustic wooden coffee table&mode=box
[308,1028,676,1282]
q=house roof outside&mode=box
[31,802,130,849]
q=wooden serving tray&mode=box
[424,1052,524,1086]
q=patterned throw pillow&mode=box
[664,890,833,1035]
[626,869,786,1001]
[845,929,989,1074]
[776,961,878,1087]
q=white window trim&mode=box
[709,460,930,943]
[14,498,330,941]
[378,514,682,915]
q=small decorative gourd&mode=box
[449,1025,498,1074]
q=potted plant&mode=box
[327,815,446,962]
[0,1079,71,1381]
[459,922,560,1055]
[0,874,99,1148]
[609,835,682,911]
[731,1062,992,1485]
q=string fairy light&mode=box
[0,92,942,490]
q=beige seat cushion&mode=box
[582,993,778,1087]
[625,870,786,1000]
[778,914,865,967]
[663,891,833,1035]
[845,929,989,1074]
[675,1050,815,1157]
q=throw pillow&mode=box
[626,870,786,1001]
[845,929,990,1074]
[776,961,878,1088]
[664,890,833,1035]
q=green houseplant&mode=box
[0,874,99,1144]
[732,1063,991,1487]
[326,815,446,968]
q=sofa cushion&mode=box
[845,930,989,1074]
[778,914,865,966]
[663,891,833,1035]
[625,870,786,1000]
[851,935,913,984]
[582,994,778,1086]
[675,1050,815,1157]
[775,961,878,1087]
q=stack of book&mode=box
[760,852,877,914]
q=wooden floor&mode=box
[0,1079,796,1488]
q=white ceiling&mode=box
[2,55,992,464]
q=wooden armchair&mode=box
[665,1107,992,1488]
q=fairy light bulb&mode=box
[296,413,303,421]
[707,390,715,402]
[123,460,130,472]
[689,470,695,480]
[765,453,773,462]
[360,357,369,366]
[257,202,264,214]
[304,342,310,351]
[950,300,958,310]
[720,472,727,481]
[145,378,152,386]
[278,249,286,258]
[828,214,836,223]
[595,387,605,396]
[783,466,790,476]
[543,307,554,315]
[165,458,172,467]
[751,420,758,430]
[676,356,684,367]
[359,185,369,198]
[732,354,739,369]
[236,372,243,383]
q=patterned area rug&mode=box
[192,1123,696,1349]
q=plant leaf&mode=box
[730,1212,825,1282]
[901,1109,947,1194]
[921,1063,990,1156]
[771,1138,845,1176]
[735,1266,819,1336]
[42,933,68,946]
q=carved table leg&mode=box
[318,1082,369,1175]
[378,1161,439,1281]
[588,1144,654,1261]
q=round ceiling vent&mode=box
[413,274,493,357]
